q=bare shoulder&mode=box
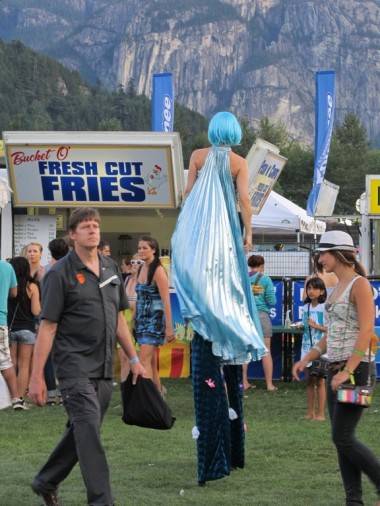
[190,148,210,167]
[154,265,167,280]
[230,151,248,172]
[352,276,372,296]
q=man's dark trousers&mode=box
[32,378,113,506]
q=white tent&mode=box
[253,191,326,235]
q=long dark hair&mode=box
[9,256,38,310]
[139,236,162,285]
[304,277,327,304]
[312,253,323,274]
[331,250,367,277]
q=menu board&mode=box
[13,215,56,265]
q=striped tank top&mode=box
[326,276,371,362]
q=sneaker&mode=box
[31,484,60,506]
[12,398,29,410]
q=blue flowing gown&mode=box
[171,146,266,364]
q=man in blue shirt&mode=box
[0,259,23,408]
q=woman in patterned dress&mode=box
[135,236,175,393]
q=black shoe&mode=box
[31,483,60,506]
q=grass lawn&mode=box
[1,379,380,506]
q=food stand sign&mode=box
[245,138,287,216]
[4,131,185,208]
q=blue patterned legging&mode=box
[192,332,245,484]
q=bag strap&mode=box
[253,272,263,286]
[348,346,372,388]
[306,304,314,349]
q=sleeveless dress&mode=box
[135,283,165,346]
[172,146,265,363]
[171,146,265,484]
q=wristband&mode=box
[352,349,366,357]
[312,344,323,356]
[129,356,140,365]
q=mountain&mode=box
[1,0,380,145]
[0,38,208,166]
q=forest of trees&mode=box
[0,38,379,214]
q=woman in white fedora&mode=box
[293,230,380,506]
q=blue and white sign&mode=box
[151,73,174,132]
[4,131,185,208]
[292,280,305,322]
[270,280,284,325]
[307,70,336,216]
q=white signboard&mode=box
[13,215,56,264]
[314,179,339,216]
[4,131,184,208]
[246,138,287,215]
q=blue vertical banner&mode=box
[270,280,284,325]
[151,73,174,132]
[306,70,336,216]
[292,280,305,322]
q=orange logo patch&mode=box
[76,273,86,285]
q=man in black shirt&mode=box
[29,207,144,506]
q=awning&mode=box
[253,190,326,235]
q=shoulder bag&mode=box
[336,346,374,408]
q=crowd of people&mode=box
[0,111,379,506]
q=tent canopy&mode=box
[253,191,326,235]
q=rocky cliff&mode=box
[1,0,380,144]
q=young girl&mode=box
[301,277,327,421]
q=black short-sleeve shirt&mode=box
[41,250,128,380]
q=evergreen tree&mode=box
[234,117,256,158]
[326,113,369,214]
[256,117,289,151]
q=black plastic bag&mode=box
[121,374,175,430]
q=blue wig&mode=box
[208,111,242,146]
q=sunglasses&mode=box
[130,259,144,266]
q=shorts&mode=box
[9,329,36,345]
[0,326,13,371]
[136,335,165,347]
[258,311,273,338]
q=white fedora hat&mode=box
[315,230,356,252]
